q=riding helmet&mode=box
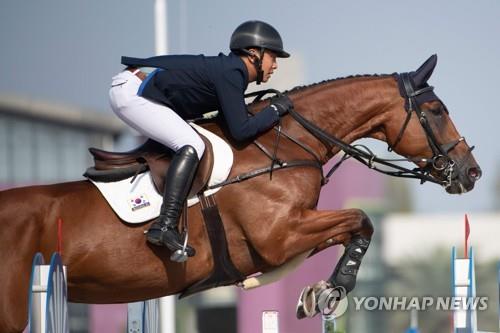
[230,20,290,58]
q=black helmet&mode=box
[230,20,290,58]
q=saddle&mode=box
[84,136,214,197]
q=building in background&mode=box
[0,94,125,188]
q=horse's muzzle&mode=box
[446,165,482,194]
[467,166,482,182]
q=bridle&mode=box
[204,73,473,190]
[245,73,472,189]
[385,72,472,188]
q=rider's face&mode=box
[247,49,278,83]
[260,50,278,82]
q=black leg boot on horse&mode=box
[296,234,371,318]
[328,234,370,293]
[146,145,199,262]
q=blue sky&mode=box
[1,0,498,213]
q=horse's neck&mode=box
[285,75,399,161]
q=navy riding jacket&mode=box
[121,52,279,142]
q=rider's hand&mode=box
[270,95,293,116]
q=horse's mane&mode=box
[284,73,393,95]
[248,73,394,105]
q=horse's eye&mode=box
[429,107,443,116]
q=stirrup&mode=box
[170,231,189,263]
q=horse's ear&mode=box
[412,54,438,86]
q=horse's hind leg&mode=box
[0,198,40,332]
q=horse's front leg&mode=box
[289,208,374,318]
[248,207,373,287]
[250,208,372,265]
[244,207,373,315]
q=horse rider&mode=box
[108,20,293,261]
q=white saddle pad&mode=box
[88,123,233,224]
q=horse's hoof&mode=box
[296,285,313,319]
[311,280,334,312]
[296,281,342,319]
[296,283,324,319]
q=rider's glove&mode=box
[270,95,293,117]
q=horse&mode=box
[0,55,481,332]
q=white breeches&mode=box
[108,70,205,159]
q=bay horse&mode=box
[0,55,481,332]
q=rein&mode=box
[207,73,469,190]
[241,85,448,187]
[281,90,447,186]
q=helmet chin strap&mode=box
[244,48,265,85]
[254,48,265,85]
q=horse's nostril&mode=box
[468,167,482,181]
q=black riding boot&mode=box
[147,145,199,259]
